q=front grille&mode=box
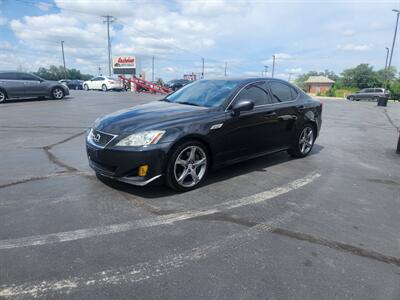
[89,129,116,147]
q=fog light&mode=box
[138,165,149,177]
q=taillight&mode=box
[108,80,114,84]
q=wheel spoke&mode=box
[177,168,190,183]
[175,158,188,166]
[193,157,206,168]
[190,169,200,184]
[188,147,196,161]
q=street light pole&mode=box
[61,41,66,75]
[272,55,276,78]
[152,56,155,82]
[201,57,205,79]
[224,62,227,77]
[388,9,400,70]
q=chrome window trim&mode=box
[224,80,299,112]
[87,128,118,149]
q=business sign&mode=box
[112,56,136,75]
[113,56,136,69]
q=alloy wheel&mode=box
[102,84,107,92]
[174,145,207,188]
[299,127,314,154]
[53,88,64,99]
[0,91,5,102]
[84,85,89,91]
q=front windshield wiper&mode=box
[159,98,171,102]
[177,101,201,107]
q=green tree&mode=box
[337,64,380,89]
[34,65,93,81]
[376,66,397,86]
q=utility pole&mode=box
[152,56,155,82]
[103,15,115,77]
[201,57,205,79]
[98,66,102,76]
[385,47,390,70]
[61,41,66,76]
[272,55,276,78]
[224,62,227,77]
[264,65,268,77]
[388,9,400,70]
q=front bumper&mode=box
[86,140,171,186]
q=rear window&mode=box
[269,81,298,103]
[0,72,18,80]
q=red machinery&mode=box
[119,75,172,94]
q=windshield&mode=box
[165,80,241,107]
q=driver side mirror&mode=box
[231,100,254,116]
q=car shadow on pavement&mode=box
[98,144,324,199]
[1,97,72,104]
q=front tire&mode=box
[0,89,7,103]
[84,84,89,91]
[288,125,316,158]
[166,140,209,192]
[348,96,354,101]
[51,87,65,100]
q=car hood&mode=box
[94,101,209,134]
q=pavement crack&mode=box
[192,212,259,228]
[44,130,86,149]
[383,109,400,133]
[0,171,94,189]
[41,131,86,172]
[271,227,400,268]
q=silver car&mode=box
[347,88,390,101]
[0,71,69,103]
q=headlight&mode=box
[116,130,165,147]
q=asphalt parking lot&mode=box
[1,91,400,299]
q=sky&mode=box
[0,0,400,81]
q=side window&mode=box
[91,77,100,81]
[18,73,39,81]
[0,72,18,80]
[235,81,270,107]
[269,81,297,103]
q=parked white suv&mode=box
[83,76,123,91]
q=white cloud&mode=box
[35,2,53,11]
[336,43,372,51]
[286,67,303,74]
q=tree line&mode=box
[34,65,93,81]
[295,64,400,100]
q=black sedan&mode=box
[86,78,322,191]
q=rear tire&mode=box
[0,89,7,103]
[166,140,209,192]
[373,96,379,102]
[288,124,316,158]
[102,84,107,92]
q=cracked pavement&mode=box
[0,91,400,299]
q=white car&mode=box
[83,76,123,91]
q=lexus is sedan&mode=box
[86,78,322,191]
